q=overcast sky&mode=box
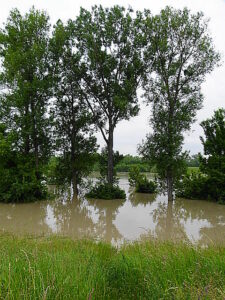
[0,0,224,155]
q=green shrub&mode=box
[176,171,225,204]
[86,183,126,200]
[128,166,142,187]
[0,125,47,203]
[136,177,157,193]
[129,166,157,193]
[176,172,209,200]
[197,109,225,204]
[0,156,47,203]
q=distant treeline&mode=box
[93,154,151,173]
[92,154,200,173]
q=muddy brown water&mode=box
[0,174,224,246]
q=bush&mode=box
[196,109,225,204]
[136,177,157,193]
[86,183,126,200]
[0,155,47,203]
[0,126,47,203]
[129,166,157,193]
[176,172,209,200]
[176,171,225,204]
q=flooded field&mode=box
[0,174,224,246]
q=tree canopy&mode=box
[0,7,51,200]
[75,5,145,184]
[49,20,97,195]
[139,6,220,201]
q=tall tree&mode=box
[139,7,220,201]
[200,108,225,201]
[0,7,51,182]
[75,5,144,185]
[50,20,98,196]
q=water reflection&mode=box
[86,198,125,243]
[0,175,224,246]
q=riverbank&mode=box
[0,234,224,299]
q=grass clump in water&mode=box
[0,234,224,299]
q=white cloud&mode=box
[1,0,224,155]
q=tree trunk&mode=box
[72,173,78,197]
[167,175,173,202]
[71,95,78,196]
[31,100,40,180]
[107,124,114,185]
[24,105,30,155]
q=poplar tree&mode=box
[139,7,220,201]
[75,5,144,185]
[0,7,51,200]
[0,7,51,180]
[50,20,97,195]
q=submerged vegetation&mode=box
[86,183,126,200]
[0,234,224,299]
[176,109,225,204]
[176,171,209,200]
[129,166,157,193]
[0,125,47,203]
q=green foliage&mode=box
[199,109,225,203]
[176,171,209,200]
[86,183,126,200]
[115,155,151,172]
[136,177,157,193]
[50,20,98,194]
[75,5,144,184]
[46,153,97,189]
[128,166,142,187]
[139,7,220,200]
[0,6,221,202]
[176,109,225,204]
[0,7,51,202]
[187,167,199,174]
[129,166,157,193]
[0,235,224,299]
[0,7,51,164]
[93,154,151,173]
[43,156,59,185]
[0,125,46,202]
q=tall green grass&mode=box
[0,234,224,299]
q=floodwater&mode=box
[0,174,224,246]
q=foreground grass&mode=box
[0,235,224,299]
